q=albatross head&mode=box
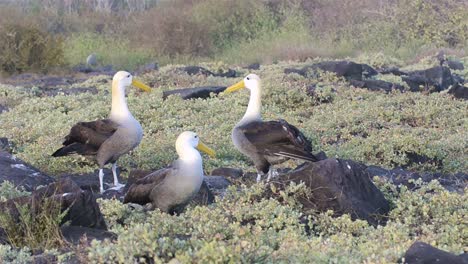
[224,73,261,94]
[112,71,152,94]
[176,131,216,159]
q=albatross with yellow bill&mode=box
[52,71,152,193]
[224,74,318,182]
[124,131,215,214]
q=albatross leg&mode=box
[256,173,263,182]
[99,169,105,194]
[110,162,125,190]
[266,168,278,182]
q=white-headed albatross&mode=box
[52,71,152,193]
[224,74,318,182]
[123,131,215,214]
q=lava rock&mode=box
[0,178,107,230]
[378,67,408,76]
[61,226,116,245]
[402,66,453,92]
[365,165,467,192]
[446,59,464,70]
[402,241,468,264]
[204,176,231,197]
[177,66,215,76]
[211,167,243,178]
[285,61,376,81]
[245,63,260,70]
[163,86,227,100]
[272,159,390,225]
[0,151,55,191]
[177,66,237,78]
[350,79,405,92]
[361,64,379,78]
[447,83,468,100]
[0,104,8,114]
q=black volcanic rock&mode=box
[0,151,55,191]
[272,159,390,226]
[285,61,377,81]
[350,79,405,92]
[163,86,227,100]
[402,66,454,92]
[447,83,468,100]
[402,241,468,264]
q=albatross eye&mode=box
[246,77,250,80]
[127,74,131,78]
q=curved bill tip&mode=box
[223,80,245,94]
[132,79,152,92]
[196,141,216,158]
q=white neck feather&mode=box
[240,86,262,124]
[109,82,134,122]
[177,146,204,176]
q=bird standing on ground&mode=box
[52,71,152,193]
[124,131,215,214]
[224,74,318,182]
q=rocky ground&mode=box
[0,56,466,263]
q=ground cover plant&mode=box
[0,56,467,262]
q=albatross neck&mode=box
[177,147,203,175]
[240,86,262,125]
[110,82,135,122]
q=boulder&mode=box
[447,83,468,100]
[245,63,260,70]
[272,159,390,225]
[0,151,55,191]
[378,67,408,76]
[402,241,468,264]
[61,225,116,245]
[211,167,243,179]
[0,178,107,230]
[285,61,377,81]
[176,66,237,78]
[350,79,405,92]
[163,86,227,100]
[446,59,464,70]
[365,165,467,192]
[402,66,453,92]
[361,64,379,78]
[204,176,231,197]
[0,104,8,114]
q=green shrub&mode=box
[0,24,64,74]
[0,181,30,202]
[63,32,153,70]
[0,196,67,250]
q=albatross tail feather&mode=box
[51,143,96,157]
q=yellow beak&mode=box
[224,80,245,94]
[132,79,152,92]
[196,141,216,158]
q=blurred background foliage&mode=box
[0,0,466,73]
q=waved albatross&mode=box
[124,131,215,214]
[224,74,318,182]
[52,71,152,193]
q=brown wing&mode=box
[52,119,118,157]
[123,167,172,205]
[239,119,318,162]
